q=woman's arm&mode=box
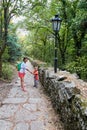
[26,68,32,73]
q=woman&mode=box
[18,57,29,91]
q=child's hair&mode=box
[34,66,38,69]
[23,57,28,61]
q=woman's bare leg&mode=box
[20,77,24,89]
[20,77,26,91]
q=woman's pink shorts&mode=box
[18,72,25,78]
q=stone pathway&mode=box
[0,61,64,130]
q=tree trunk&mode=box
[0,12,2,38]
[61,52,65,65]
[0,7,8,77]
[75,42,81,57]
[4,7,8,46]
[0,56,2,77]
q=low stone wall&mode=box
[39,68,87,130]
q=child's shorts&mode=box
[18,72,25,78]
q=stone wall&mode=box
[39,68,87,130]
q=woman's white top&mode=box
[20,62,26,73]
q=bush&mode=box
[2,63,13,80]
[2,47,10,62]
[65,56,87,80]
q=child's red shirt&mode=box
[33,70,39,80]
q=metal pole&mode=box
[54,31,58,73]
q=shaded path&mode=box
[0,61,64,130]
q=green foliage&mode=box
[2,47,10,62]
[2,63,13,80]
[78,0,87,10]
[2,0,86,81]
[7,34,22,62]
[65,56,87,80]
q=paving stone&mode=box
[0,120,13,130]
[8,89,27,98]
[28,90,40,98]
[0,105,19,118]
[14,122,29,130]
[15,92,28,98]
[7,87,29,97]
[29,92,41,98]
[7,88,19,97]
[3,97,28,104]
[37,102,47,111]
[30,121,44,130]
[15,109,38,122]
[29,98,43,104]
[23,103,37,111]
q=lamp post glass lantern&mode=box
[52,15,61,31]
[51,14,62,73]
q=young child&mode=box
[18,57,29,92]
[31,66,39,88]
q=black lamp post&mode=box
[51,14,62,73]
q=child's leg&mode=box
[34,78,36,87]
[36,80,38,88]
[34,79,38,88]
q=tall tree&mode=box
[72,0,87,57]
[0,0,25,77]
